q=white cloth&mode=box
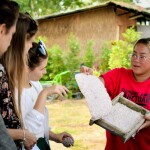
[19,81,50,150]
[75,73,112,120]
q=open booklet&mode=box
[75,73,149,142]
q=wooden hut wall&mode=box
[114,8,136,40]
[37,7,118,55]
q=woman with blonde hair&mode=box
[1,12,38,150]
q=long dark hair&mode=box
[0,0,19,31]
[28,41,48,70]
[134,38,150,50]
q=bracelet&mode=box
[23,129,26,141]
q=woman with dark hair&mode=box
[0,0,19,55]
[81,38,150,150]
[1,12,38,150]
[21,41,74,150]
[0,0,19,149]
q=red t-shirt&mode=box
[101,68,150,150]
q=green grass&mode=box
[46,99,106,150]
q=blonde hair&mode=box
[1,12,38,126]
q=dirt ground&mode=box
[50,127,106,150]
[47,99,106,150]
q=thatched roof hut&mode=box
[36,1,150,55]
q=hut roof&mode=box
[37,1,150,21]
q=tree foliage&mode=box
[91,0,132,3]
[15,0,86,17]
[15,0,133,17]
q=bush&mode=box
[108,26,141,69]
[99,42,111,73]
[84,40,95,68]
[41,44,66,81]
[64,33,82,72]
[41,33,83,98]
[98,26,141,72]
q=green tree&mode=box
[91,0,132,3]
[15,0,133,17]
[15,0,86,17]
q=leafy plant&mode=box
[64,33,82,72]
[99,42,111,73]
[62,33,83,96]
[41,44,66,81]
[41,33,83,98]
[108,27,141,69]
[122,26,141,43]
[83,40,95,68]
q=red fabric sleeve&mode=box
[100,68,127,99]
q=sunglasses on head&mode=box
[38,40,47,56]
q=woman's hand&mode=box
[138,114,150,132]
[23,129,37,150]
[34,85,69,114]
[80,65,93,75]
[61,132,74,147]
[49,131,74,147]
[55,132,74,143]
[45,85,69,97]
[7,128,37,150]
